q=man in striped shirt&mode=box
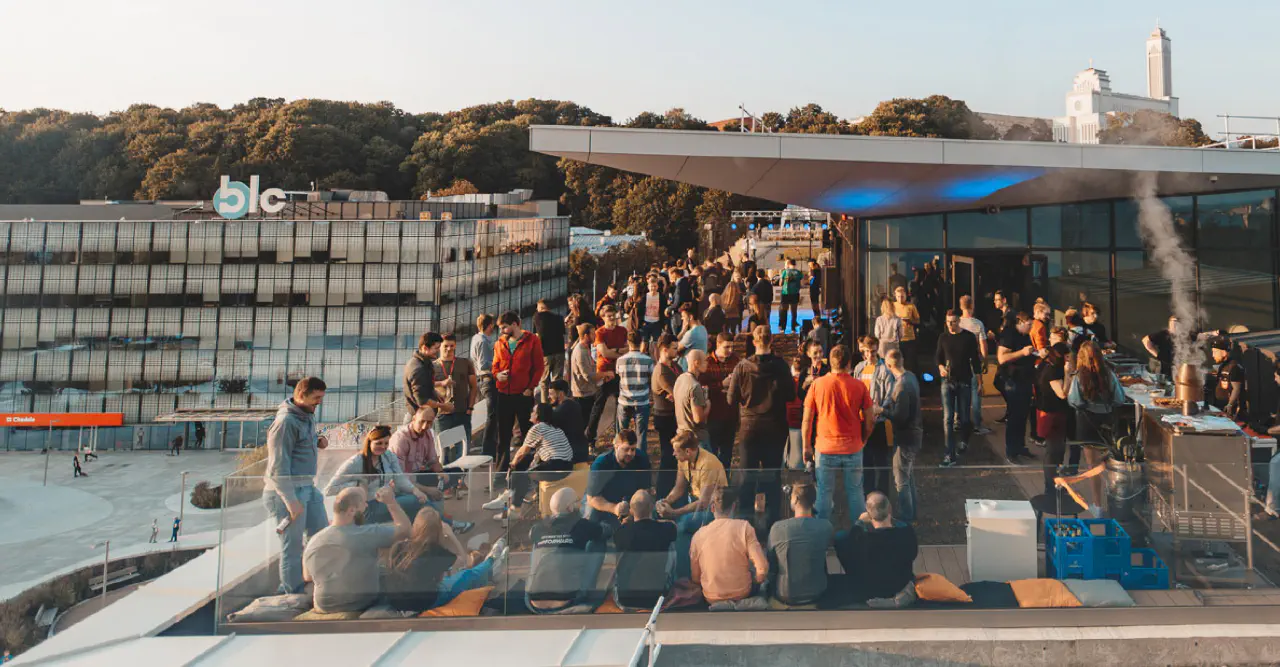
[485,402,574,520]
[615,330,656,452]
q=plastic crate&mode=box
[1121,548,1170,590]
[1044,518,1131,580]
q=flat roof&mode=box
[529,126,1280,217]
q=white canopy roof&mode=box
[529,126,1280,217]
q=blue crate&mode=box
[1121,548,1170,590]
[1044,518,1131,580]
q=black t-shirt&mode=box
[936,330,981,383]
[703,306,725,337]
[1082,320,1108,345]
[1036,364,1069,413]
[528,514,606,601]
[1147,329,1175,369]
[1211,359,1246,407]
[551,399,591,463]
[834,522,918,601]
[998,328,1036,383]
[613,519,678,609]
[383,545,456,611]
[533,311,566,355]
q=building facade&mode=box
[0,212,570,450]
[1053,26,1179,144]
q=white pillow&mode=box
[1062,578,1136,608]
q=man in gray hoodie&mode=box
[881,350,921,523]
[264,376,329,594]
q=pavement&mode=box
[0,450,253,598]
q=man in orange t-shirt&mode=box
[802,345,874,521]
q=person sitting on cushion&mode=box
[383,507,508,612]
[302,486,410,614]
[486,403,576,520]
[585,429,652,531]
[769,483,833,605]
[611,489,677,611]
[526,487,607,612]
[689,487,769,605]
[325,426,431,525]
[834,491,919,608]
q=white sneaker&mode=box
[491,545,510,576]
[487,536,508,561]
[482,489,512,511]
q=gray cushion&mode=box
[1062,578,1136,608]
[226,593,313,623]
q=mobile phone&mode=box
[276,516,293,534]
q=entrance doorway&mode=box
[951,252,1048,329]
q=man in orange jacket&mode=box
[492,310,545,473]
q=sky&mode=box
[2,0,1278,138]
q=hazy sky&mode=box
[3,0,1277,138]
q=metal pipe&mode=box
[179,471,189,536]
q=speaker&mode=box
[821,266,841,311]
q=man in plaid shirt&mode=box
[615,330,656,452]
[699,332,741,470]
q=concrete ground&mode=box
[0,450,260,598]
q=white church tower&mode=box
[1147,23,1173,99]
[1052,24,1180,143]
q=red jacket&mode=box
[493,330,545,396]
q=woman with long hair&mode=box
[721,269,745,333]
[873,297,904,358]
[384,507,509,612]
[1067,341,1128,515]
[324,425,430,524]
[746,293,769,332]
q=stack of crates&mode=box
[1044,518,1169,589]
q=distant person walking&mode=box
[72,454,84,478]
[193,421,206,449]
[149,519,159,543]
[169,517,182,542]
[779,259,804,333]
[169,435,183,456]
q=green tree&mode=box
[611,176,702,254]
[1097,110,1212,147]
[858,95,997,139]
[1003,119,1054,142]
[781,104,854,134]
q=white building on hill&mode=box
[1053,25,1178,144]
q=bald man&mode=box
[526,487,608,612]
[302,485,410,613]
[674,349,711,449]
[612,490,677,610]
[834,491,918,608]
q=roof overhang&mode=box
[530,126,1280,217]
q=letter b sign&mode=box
[213,175,286,219]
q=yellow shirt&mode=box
[893,302,920,342]
[678,447,728,499]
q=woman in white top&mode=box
[489,403,575,519]
[873,297,904,357]
[325,425,431,524]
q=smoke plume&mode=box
[1134,172,1205,371]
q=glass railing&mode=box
[211,455,1280,626]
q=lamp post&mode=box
[179,471,189,536]
[42,419,59,487]
[93,540,110,608]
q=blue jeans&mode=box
[893,447,918,522]
[1266,452,1280,515]
[437,557,495,606]
[364,492,425,524]
[265,484,329,594]
[941,380,973,458]
[1004,377,1032,458]
[671,495,714,579]
[971,378,984,429]
[815,451,865,522]
[618,403,651,452]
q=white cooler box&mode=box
[966,498,1037,582]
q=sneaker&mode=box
[996,415,1008,424]
[976,426,993,435]
[482,489,512,511]
[492,509,509,522]
[486,537,508,561]
[940,455,958,467]
[1032,437,1046,447]
[491,545,510,576]
[452,520,475,535]
[958,441,968,454]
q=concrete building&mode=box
[1053,25,1179,144]
[0,193,569,451]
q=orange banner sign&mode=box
[0,413,124,428]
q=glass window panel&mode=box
[864,215,943,249]
[1038,251,1111,332]
[864,251,945,329]
[946,210,1028,248]
[1115,196,1193,248]
[1198,249,1275,332]
[1115,250,1196,351]
[1196,191,1275,249]
[1031,202,1110,248]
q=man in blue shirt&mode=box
[585,429,651,531]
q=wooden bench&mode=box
[89,565,139,592]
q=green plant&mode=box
[190,481,222,510]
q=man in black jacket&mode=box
[533,300,567,403]
[750,271,774,334]
[403,332,451,419]
[726,325,795,525]
[936,309,983,467]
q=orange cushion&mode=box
[419,586,494,617]
[913,573,972,603]
[595,597,625,614]
[1009,578,1082,608]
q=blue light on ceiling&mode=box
[938,170,1043,201]
[730,223,737,230]
[820,186,900,212]
[748,223,755,230]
